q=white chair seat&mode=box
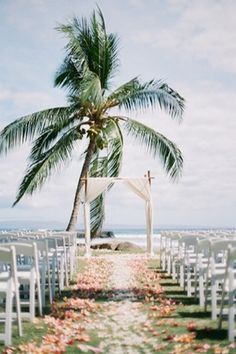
[0,282,16,292]
[17,270,35,279]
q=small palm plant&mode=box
[0,9,185,233]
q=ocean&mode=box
[86,228,162,251]
[85,227,236,250]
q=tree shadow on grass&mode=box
[165,289,186,295]
[195,328,228,340]
[154,269,166,274]
[172,297,199,305]
[160,281,179,286]
[178,310,211,319]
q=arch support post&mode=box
[146,170,154,257]
[84,173,91,258]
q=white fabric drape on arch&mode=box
[83,178,112,256]
[123,179,153,256]
[81,177,153,256]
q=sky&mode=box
[0,0,235,229]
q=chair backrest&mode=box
[1,242,36,257]
[46,237,57,250]
[223,246,236,294]
[197,238,211,252]
[0,246,17,278]
[0,246,14,263]
[228,246,236,265]
[0,242,40,274]
[197,237,221,254]
[179,235,199,255]
[225,246,236,271]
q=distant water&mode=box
[86,228,162,251]
[89,227,235,250]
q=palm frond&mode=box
[89,154,106,237]
[0,107,71,155]
[79,72,103,107]
[56,8,119,91]
[13,127,80,206]
[90,194,105,238]
[104,118,123,178]
[108,78,185,121]
[29,115,80,160]
[54,57,84,93]
[124,118,183,180]
[107,77,139,104]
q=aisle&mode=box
[86,254,157,353]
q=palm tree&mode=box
[0,9,185,233]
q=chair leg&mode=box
[46,256,52,304]
[187,269,192,297]
[15,282,23,336]
[5,286,13,345]
[211,276,217,320]
[172,260,177,280]
[180,264,184,288]
[59,255,65,290]
[204,271,210,312]
[199,271,205,307]
[64,253,69,287]
[51,256,56,300]
[228,268,235,341]
[162,253,166,271]
[29,276,35,322]
[36,271,42,316]
[167,255,171,275]
[41,262,46,307]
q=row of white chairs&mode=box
[160,230,236,341]
[0,230,77,345]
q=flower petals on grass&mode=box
[14,257,111,353]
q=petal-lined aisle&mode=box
[86,255,158,353]
[4,254,236,353]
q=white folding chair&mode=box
[35,239,53,306]
[219,246,236,341]
[160,232,180,277]
[167,234,180,279]
[0,246,22,345]
[1,242,42,321]
[42,238,59,302]
[160,232,168,271]
[194,237,218,306]
[205,239,236,320]
[50,232,77,283]
[54,235,69,289]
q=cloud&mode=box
[0,89,10,101]
[130,0,236,74]
[0,0,235,228]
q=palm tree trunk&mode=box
[66,139,96,231]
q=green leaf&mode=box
[108,78,185,121]
[13,127,80,206]
[56,8,119,91]
[90,194,105,238]
[124,118,183,180]
[0,107,71,155]
[29,115,80,161]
